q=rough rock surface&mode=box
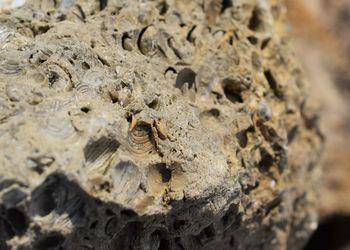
[0,0,323,249]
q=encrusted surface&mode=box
[0,0,322,249]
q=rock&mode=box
[0,0,322,249]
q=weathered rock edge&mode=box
[0,0,323,249]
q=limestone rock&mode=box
[0,0,322,249]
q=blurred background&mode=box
[1,0,350,249]
[285,0,350,249]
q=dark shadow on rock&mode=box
[1,172,242,250]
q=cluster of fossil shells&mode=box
[127,118,168,156]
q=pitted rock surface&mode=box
[0,0,322,249]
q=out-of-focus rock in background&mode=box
[286,0,350,218]
[285,0,350,249]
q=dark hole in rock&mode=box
[90,40,96,48]
[105,208,115,216]
[48,71,60,86]
[237,126,254,148]
[236,130,248,148]
[82,61,90,70]
[212,91,223,100]
[303,113,319,130]
[99,181,112,193]
[80,106,91,113]
[229,236,235,247]
[100,0,108,10]
[221,0,232,13]
[157,1,169,15]
[120,209,137,218]
[175,68,196,90]
[304,215,350,250]
[221,78,244,103]
[264,191,283,215]
[33,25,50,36]
[264,70,282,98]
[287,126,298,144]
[126,113,133,123]
[147,99,159,110]
[155,163,172,182]
[174,220,186,230]
[84,136,120,162]
[261,37,271,50]
[158,238,171,250]
[272,143,287,173]
[248,7,264,31]
[259,148,274,172]
[109,91,119,104]
[89,220,98,229]
[202,108,220,118]
[203,224,216,238]
[5,208,28,236]
[33,233,65,250]
[247,35,258,45]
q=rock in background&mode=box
[285,0,350,249]
[0,0,322,249]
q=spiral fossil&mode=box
[127,120,156,156]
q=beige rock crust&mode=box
[0,0,322,249]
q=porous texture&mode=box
[0,0,323,249]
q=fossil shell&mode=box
[112,161,141,203]
[84,137,120,174]
[0,55,25,75]
[46,64,73,91]
[0,27,13,45]
[127,121,155,155]
[76,70,104,95]
[40,117,77,141]
[138,26,158,56]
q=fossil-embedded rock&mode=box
[0,0,323,249]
